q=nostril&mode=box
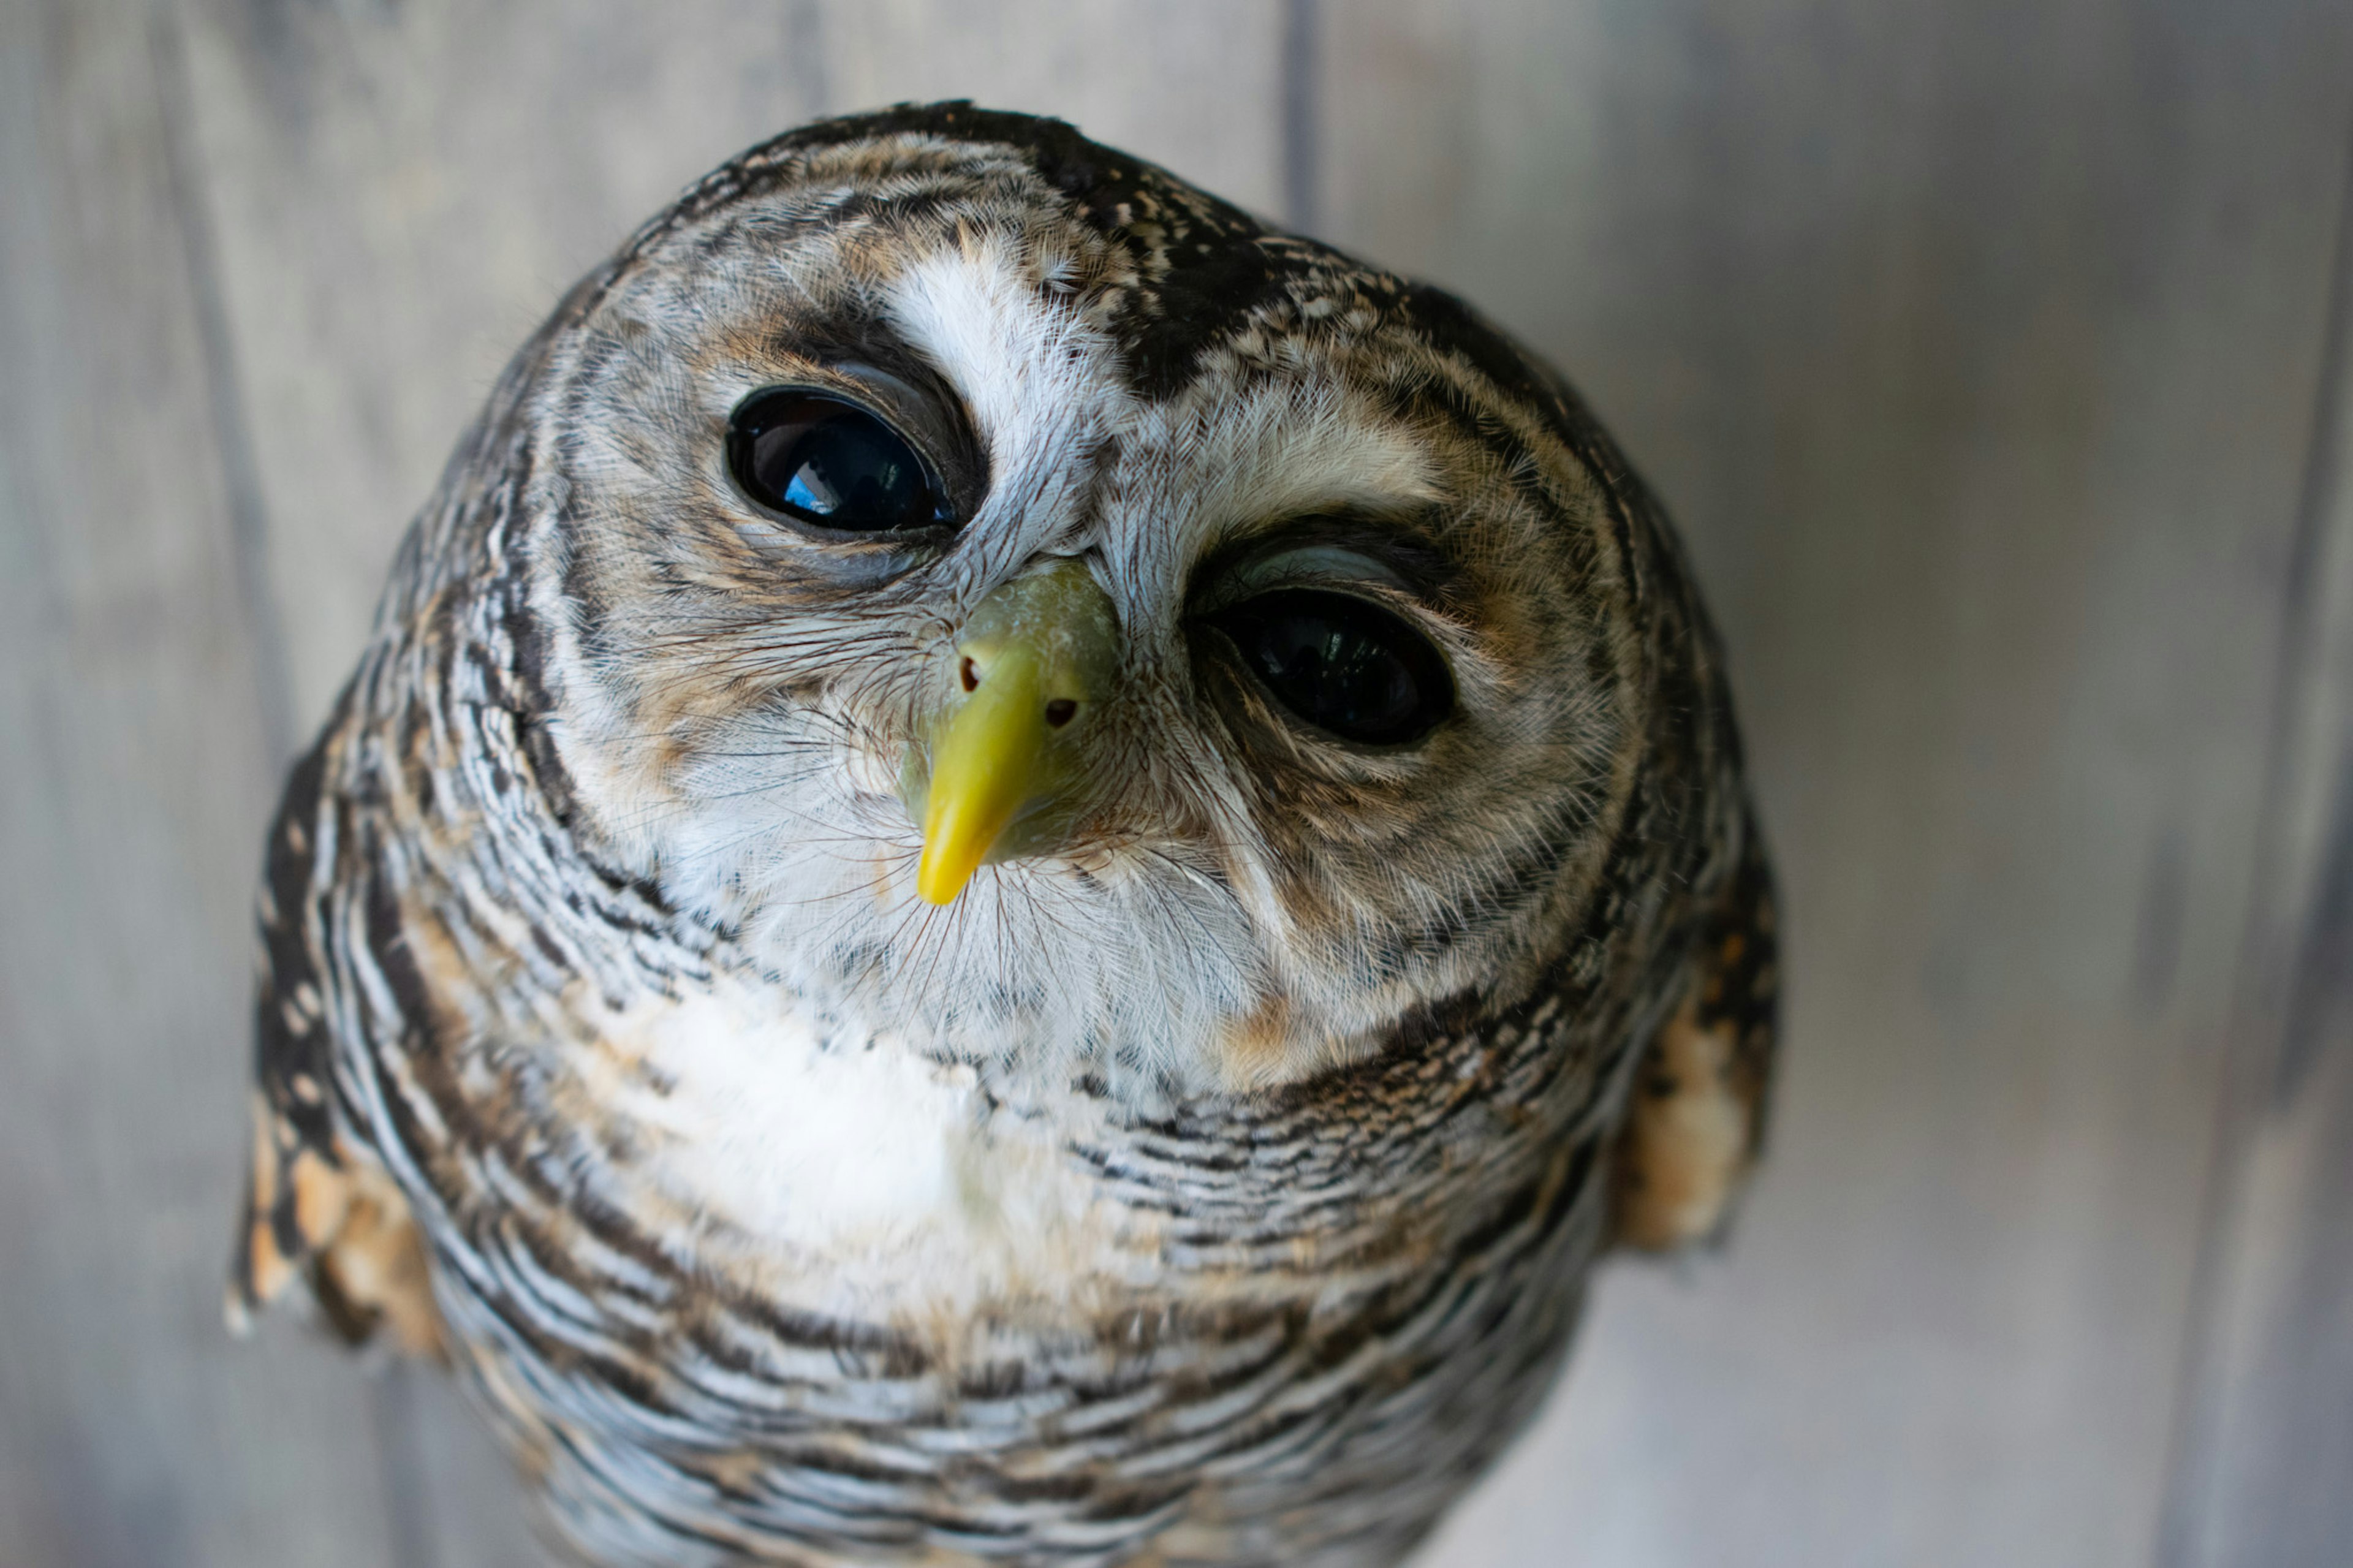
[960,656,979,693]
[1044,699,1077,729]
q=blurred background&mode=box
[6,1,2351,1563]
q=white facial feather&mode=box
[885,234,1131,581]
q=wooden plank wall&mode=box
[2156,126,2353,1568]
[1,1,2346,1563]
[0,4,401,1564]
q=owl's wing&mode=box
[1611,807,1780,1250]
[227,735,444,1358]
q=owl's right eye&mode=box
[726,388,954,534]
[1207,588,1455,747]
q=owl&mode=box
[229,104,1778,1567]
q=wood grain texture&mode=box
[2161,124,2353,1568]
[0,0,402,1562]
[7,0,2348,1562]
[1305,4,2353,1566]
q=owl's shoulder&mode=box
[228,709,444,1358]
[1611,806,1780,1251]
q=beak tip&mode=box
[915,849,974,906]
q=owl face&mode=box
[508,115,1634,1094]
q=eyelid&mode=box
[829,366,936,428]
[1215,545,1414,604]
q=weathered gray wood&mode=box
[2161,130,2353,1568]
[0,0,403,1562]
[1303,5,2353,1566]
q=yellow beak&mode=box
[910,559,1121,906]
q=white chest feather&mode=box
[583,980,1142,1318]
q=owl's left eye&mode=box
[726,388,953,533]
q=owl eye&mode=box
[726,388,953,533]
[1208,588,1454,746]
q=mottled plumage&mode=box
[230,105,1778,1567]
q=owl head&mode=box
[442,105,1675,1097]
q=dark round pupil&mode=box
[727,390,944,532]
[1212,588,1453,746]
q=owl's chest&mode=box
[553,979,1157,1318]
